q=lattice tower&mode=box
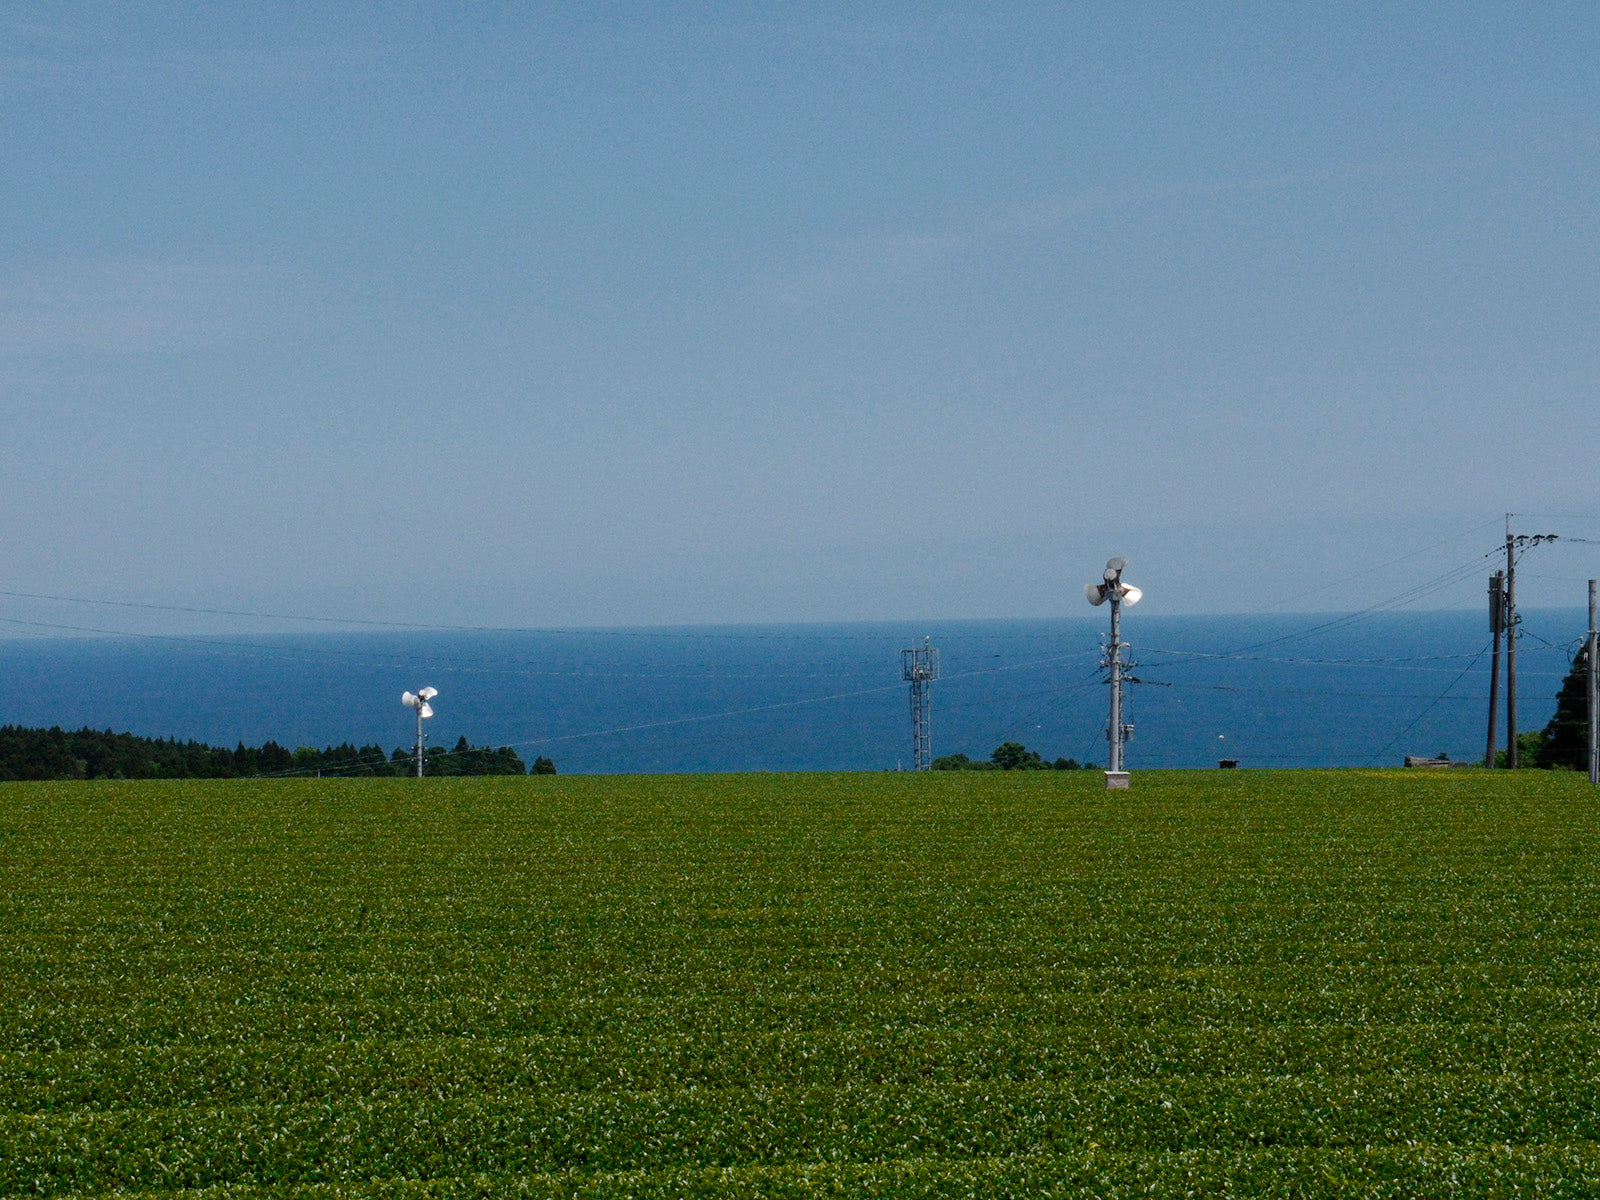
[901,637,940,770]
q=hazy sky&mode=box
[4,3,1597,632]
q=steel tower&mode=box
[901,636,940,770]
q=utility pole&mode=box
[1085,558,1141,788]
[1502,519,1559,769]
[1506,524,1519,767]
[1589,579,1597,786]
[1485,570,1504,767]
[1109,596,1125,773]
[401,687,437,778]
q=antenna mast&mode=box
[901,636,940,770]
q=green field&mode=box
[3,770,1599,1198]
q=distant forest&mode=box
[0,725,554,781]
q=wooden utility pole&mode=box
[1589,579,1597,786]
[1507,527,1519,767]
[1501,520,1560,769]
[1485,570,1504,767]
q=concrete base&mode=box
[1104,771,1130,789]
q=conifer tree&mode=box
[1538,645,1591,770]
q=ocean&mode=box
[0,609,1587,773]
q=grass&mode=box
[1,769,1598,1196]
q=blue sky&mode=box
[3,3,1598,632]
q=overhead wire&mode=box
[0,585,1082,648]
[1140,646,1491,670]
[254,651,1107,777]
[7,524,1592,772]
[0,612,949,683]
[1250,517,1504,612]
[1363,639,1493,767]
[984,676,1105,753]
[1213,558,1489,658]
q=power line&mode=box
[1152,558,1491,664]
[1140,645,1490,669]
[1146,680,1487,701]
[1253,517,1504,611]
[1364,640,1493,767]
[0,611,1067,683]
[2,527,1580,773]
[0,587,977,644]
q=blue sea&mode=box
[0,610,1586,773]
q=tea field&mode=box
[2,769,1599,1197]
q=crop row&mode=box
[5,1073,1600,1193]
[15,1145,1600,1200]
[6,973,1600,1057]
[5,1021,1600,1114]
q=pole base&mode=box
[1104,771,1130,789]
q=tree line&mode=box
[932,742,1095,771]
[0,725,553,781]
